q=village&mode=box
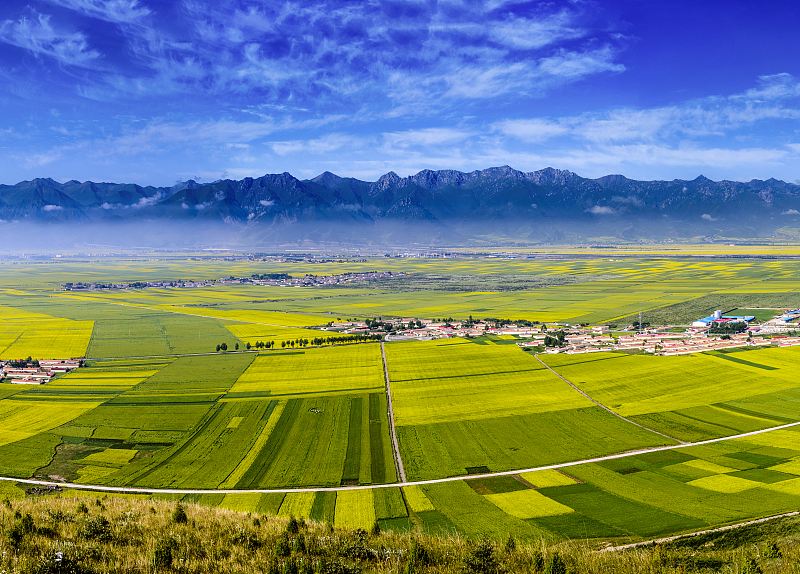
[324,307,800,357]
[3,308,798,387]
[0,359,81,385]
[62,271,401,291]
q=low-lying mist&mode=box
[0,217,792,255]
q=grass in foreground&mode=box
[0,495,798,573]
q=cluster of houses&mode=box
[63,271,401,291]
[753,309,800,335]
[523,308,800,356]
[0,359,81,384]
[527,330,775,356]
[325,307,800,357]
[327,318,546,341]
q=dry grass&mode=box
[0,495,797,573]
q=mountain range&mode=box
[2,166,800,242]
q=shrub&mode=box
[763,542,782,559]
[31,551,96,574]
[504,534,516,553]
[20,513,35,534]
[742,556,763,574]
[342,530,373,561]
[153,537,178,569]
[276,534,291,558]
[317,558,361,574]
[231,527,262,551]
[408,541,431,568]
[286,516,300,535]
[464,540,502,574]
[545,553,567,574]
[292,534,307,554]
[171,504,188,524]
[7,522,25,551]
[531,551,545,572]
[79,516,112,543]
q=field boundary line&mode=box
[381,342,407,482]
[601,511,800,552]
[4,420,799,495]
[533,354,687,445]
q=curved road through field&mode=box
[3,420,799,495]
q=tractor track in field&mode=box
[4,420,800,495]
[533,354,687,445]
[381,342,407,482]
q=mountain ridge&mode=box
[2,167,799,239]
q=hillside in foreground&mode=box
[1,495,797,574]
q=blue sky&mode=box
[0,0,799,185]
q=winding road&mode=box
[4,420,799,495]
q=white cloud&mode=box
[272,133,362,156]
[537,46,625,80]
[611,195,644,207]
[738,73,800,101]
[42,204,62,212]
[493,119,568,142]
[487,11,582,50]
[586,205,615,215]
[43,0,150,24]
[782,209,800,216]
[495,74,800,147]
[259,199,274,207]
[383,128,473,148]
[0,12,99,67]
[701,213,717,221]
[131,192,162,208]
[24,150,62,168]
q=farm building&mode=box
[691,310,755,328]
[0,359,81,384]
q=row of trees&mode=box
[279,334,383,348]
[6,357,39,368]
[248,341,276,349]
[214,343,240,352]
[214,333,382,353]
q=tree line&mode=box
[214,333,382,352]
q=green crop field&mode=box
[0,345,397,490]
[541,348,800,441]
[0,253,798,543]
[387,339,668,479]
